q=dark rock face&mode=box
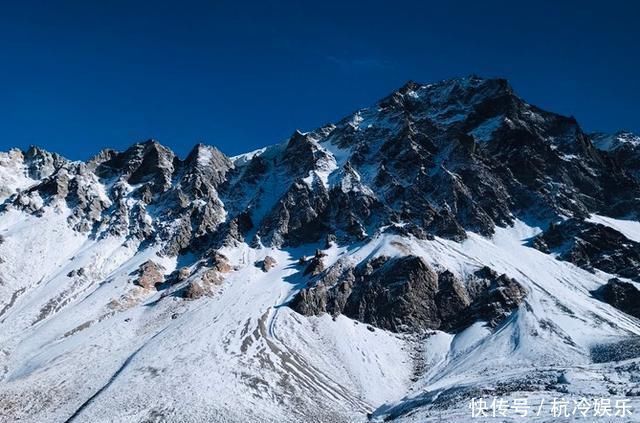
[594,278,640,319]
[95,140,177,193]
[66,268,86,278]
[303,249,327,276]
[533,219,640,281]
[212,78,638,249]
[289,256,526,333]
[593,132,640,181]
[4,140,236,257]
[5,76,640,254]
[256,179,330,247]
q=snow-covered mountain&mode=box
[2,76,640,422]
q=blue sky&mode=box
[1,0,639,160]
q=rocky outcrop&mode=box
[199,268,226,286]
[289,256,526,333]
[256,179,330,247]
[533,219,640,281]
[258,256,277,272]
[182,266,227,299]
[176,267,191,282]
[182,281,206,300]
[594,278,640,319]
[209,252,232,273]
[592,132,640,181]
[134,260,165,289]
[303,249,326,276]
[23,146,67,180]
[66,268,86,278]
[96,140,177,194]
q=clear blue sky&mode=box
[1,0,639,160]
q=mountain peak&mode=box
[3,75,640,423]
[396,75,511,95]
[185,143,232,173]
[592,130,640,151]
[378,75,515,120]
[22,144,67,179]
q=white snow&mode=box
[196,145,214,166]
[2,139,640,421]
[592,131,640,151]
[587,214,640,243]
[230,146,268,166]
[468,116,504,142]
[0,149,37,200]
[0,211,413,422]
[2,207,640,422]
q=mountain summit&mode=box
[1,76,640,422]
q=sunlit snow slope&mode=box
[2,76,640,422]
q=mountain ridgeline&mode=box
[3,76,640,422]
[5,77,639,252]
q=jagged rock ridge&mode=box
[4,76,640,251]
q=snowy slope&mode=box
[370,218,640,421]
[0,150,37,200]
[2,208,640,422]
[2,76,640,422]
[0,211,412,422]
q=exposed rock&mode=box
[594,278,640,319]
[66,268,86,278]
[533,219,640,280]
[464,266,528,329]
[184,144,233,190]
[97,140,177,193]
[258,256,277,272]
[592,132,640,182]
[177,267,191,282]
[8,76,640,253]
[23,146,67,180]
[303,249,327,276]
[325,234,337,248]
[163,266,193,287]
[210,252,232,273]
[290,256,526,333]
[200,268,225,286]
[86,148,118,171]
[161,218,193,256]
[256,179,330,247]
[182,281,206,300]
[134,260,165,290]
[181,266,226,299]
